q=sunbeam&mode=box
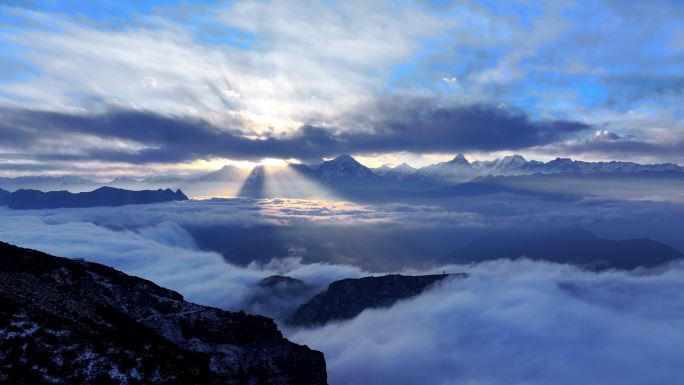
[238,162,341,200]
[264,165,340,200]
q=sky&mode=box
[1,0,684,177]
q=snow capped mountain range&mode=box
[378,154,684,184]
[292,154,383,184]
[1,154,683,197]
[374,163,417,182]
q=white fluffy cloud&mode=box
[1,1,450,134]
[290,259,684,385]
[0,199,683,384]
[0,203,367,311]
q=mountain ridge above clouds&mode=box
[0,175,100,193]
[410,154,684,184]
[1,186,188,210]
[291,154,383,183]
[285,273,466,328]
[2,155,684,198]
[0,241,327,385]
[285,154,684,192]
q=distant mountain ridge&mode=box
[410,154,684,184]
[412,154,478,183]
[0,175,99,193]
[2,186,188,210]
[2,155,683,199]
[291,154,684,191]
[291,155,384,186]
[373,162,417,181]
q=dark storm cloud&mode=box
[559,136,684,159]
[0,98,589,164]
[338,97,590,153]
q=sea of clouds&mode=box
[0,197,683,384]
[290,259,684,385]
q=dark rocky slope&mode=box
[286,273,465,328]
[4,186,188,209]
[0,241,327,385]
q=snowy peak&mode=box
[373,162,417,182]
[315,155,377,179]
[332,154,357,163]
[195,164,245,182]
[375,163,416,175]
[320,154,367,171]
[245,165,265,182]
[237,166,266,198]
[373,164,394,176]
[415,154,477,183]
[448,154,471,167]
[393,162,417,174]
[489,154,528,173]
[498,155,527,167]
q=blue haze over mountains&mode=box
[3,153,683,272]
[2,154,684,385]
[4,153,684,198]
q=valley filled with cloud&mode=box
[0,195,682,384]
[2,1,684,384]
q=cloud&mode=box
[0,100,589,166]
[0,201,370,313]
[2,0,684,171]
[333,97,589,153]
[289,259,684,385]
[551,135,684,161]
[0,197,682,384]
[3,189,684,272]
[0,1,450,131]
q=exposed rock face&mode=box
[286,273,465,328]
[4,186,188,210]
[0,242,327,385]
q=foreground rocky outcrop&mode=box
[286,273,465,328]
[3,186,188,210]
[0,241,327,385]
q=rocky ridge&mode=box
[0,241,327,385]
[286,273,465,328]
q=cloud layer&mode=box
[0,102,588,165]
[0,197,682,384]
[2,0,684,173]
[291,259,684,385]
